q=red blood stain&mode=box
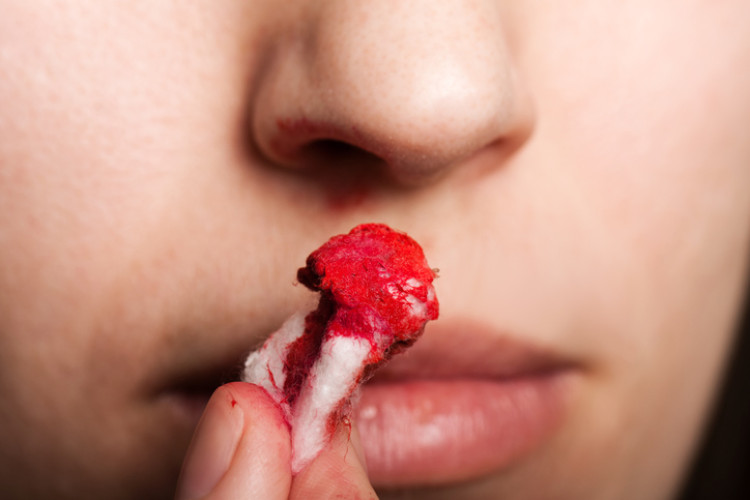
[281,224,439,407]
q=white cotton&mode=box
[404,277,423,290]
[243,311,307,409]
[385,278,430,322]
[290,334,372,472]
[242,311,375,473]
[405,293,428,319]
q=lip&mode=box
[153,316,582,489]
[355,318,581,488]
[151,349,248,426]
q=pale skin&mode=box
[1,1,749,499]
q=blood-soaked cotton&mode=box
[243,223,439,472]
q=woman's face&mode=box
[1,1,749,499]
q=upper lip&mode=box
[155,315,580,400]
[148,328,266,401]
[371,317,580,383]
[153,349,247,401]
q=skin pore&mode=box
[1,1,749,499]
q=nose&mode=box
[251,1,533,186]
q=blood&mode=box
[281,223,439,405]
[281,297,331,406]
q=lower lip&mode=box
[355,371,575,487]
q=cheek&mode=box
[514,3,750,496]
[519,1,750,347]
[0,1,259,346]
[434,3,750,498]
[0,5,252,494]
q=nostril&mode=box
[274,136,388,204]
[308,139,356,156]
[302,139,450,188]
[263,118,383,172]
[303,139,379,168]
[294,141,386,211]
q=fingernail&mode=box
[176,389,244,500]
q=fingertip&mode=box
[291,419,377,499]
[175,384,246,500]
[176,382,292,500]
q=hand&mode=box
[175,382,377,499]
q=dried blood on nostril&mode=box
[243,223,439,472]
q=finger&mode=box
[175,382,292,500]
[290,418,377,499]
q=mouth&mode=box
[355,318,583,489]
[154,350,248,426]
[153,316,582,490]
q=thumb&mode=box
[175,382,292,500]
[290,418,378,499]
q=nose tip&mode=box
[252,1,532,186]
